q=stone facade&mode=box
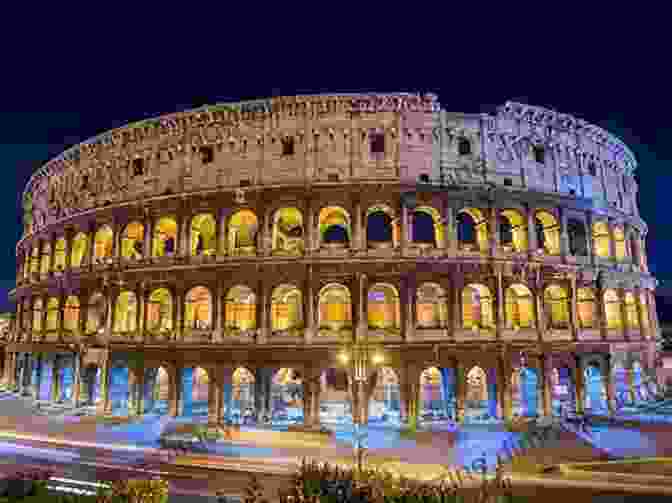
[2,93,660,425]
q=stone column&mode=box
[573,354,585,415]
[403,276,415,342]
[169,365,182,417]
[143,217,153,258]
[304,266,315,343]
[526,207,538,254]
[559,207,570,258]
[354,200,363,251]
[105,289,115,339]
[604,355,616,415]
[79,297,88,338]
[178,214,189,257]
[72,351,82,408]
[539,354,552,418]
[174,290,183,341]
[570,275,579,341]
[635,287,647,337]
[625,366,636,404]
[220,367,234,423]
[305,200,315,253]
[208,367,223,428]
[217,210,227,257]
[498,353,512,421]
[400,205,409,253]
[454,362,465,424]
[442,202,455,250]
[607,220,617,262]
[136,284,146,341]
[51,356,60,403]
[48,235,57,273]
[214,282,224,341]
[257,281,268,343]
[357,273,368,341]
[64,227,73,270]
[489,207,500,256]
[86,223,96,268]
[496,270,505,337]
[619,289,630,340]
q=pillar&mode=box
[496,270,505,337]
[498,354,512,422]
[51,356,60,403]
[454,362,465,424]
[573,354,585,415]
[217,210,227,256]
[136,284,145,341]
[72,351,81,408]
[143,217,153,258]
[585,212,595,265]
[559,207,570,258]
[97,355,111,415]
[402,276,415,342]
[257,281,268,343]
[539,354,552,418]
[526,207,538,254]
[400,204,409,253]
[570,275,579,341]
[357,273,368,341]
[86,224,96,268]
[354,200,363,251]
[304,266,315,343]
[214,282,224,341]
[442,203,456,250]
[305,200,315,253]
[625,366,636,404]
[489,207,500,256]
[607,220,617,262]
[169,365,182,417]
[604,355,616,415]
[221,367,233,422]
[208,367,223,427]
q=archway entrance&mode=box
[80,365,101,407]
[632,362,649,402]
[368,367,400,424]
[109,365,130,416]
[38,357,53,402]
[512,367,538,417]
[271,368,303,424]
[419,367,453,423]
[231,367,255,424]
[320,368,352,425]
[464,366,496,422]
[144,367,169,415]
[551,367,574,416]
[613,363,631,408]
[584,362,607,413]
[180,367,209,418]
[57,358,75,404]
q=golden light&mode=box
[372,352,384,364]
[339,352,349,363]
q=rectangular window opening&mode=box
[370,133,385,154]
[132,158,144,176]
[282,137,295,156]
[503,178,513,186]
[200,146,214,164]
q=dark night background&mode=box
[0,7,669,325]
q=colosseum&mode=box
[0,92,661,428]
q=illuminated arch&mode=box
[232,366,255,413]
[121,221,144,259]
[271,284,303,332]
[466,366,488,404]
[624,291,639,329]
[86,292,106,334]
[54,237,66,271]
[505,284,535,329]
[272,207,304,255]
[592,221,612,258]
[190,213,216,256]
[416,283,448,329]
[94,225,114,259]
[146,288,173,333]
[367,283,400,330]
[71,232,89,268]
[32,298,43,332]
[185,286,212,329]
[152,217,177,257]
[114,291,137,333]
[499,210,528,252]
[46,297,59,331]
[603,289,623,330]
[366,205,398,248]
[319,206,351,245]
[412,206,444,247]
[613,226,627,261]
[39,242,51,274]
[228,209,258,253]
[567,219,588,256]
[535,211,560,255]
[577,288,597,329]
[462,284,494,329]
[457,208,488,251]
[544,285,570,329]
[318,283,352,331]
[225,285,256,331]
[63,295,80,331]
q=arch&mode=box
[272,207,304,255]
[416,282,448,329]
[94,225,114,259]
[551,366,574,416]
[45,297,59,331]
[457,208,488,251]
[113,291,137,333]
[224,285,256,331]
[185,286,212,329]
[271,284,303,332]
[63,295,80,331]
[535,210,560,254]
[32,298,43,332]
[39,242,51,274]
[109,364,130,415]
[86,292,106,334]
[584,362,607,413]
[54,237,66,270]
[612,361,630,407]
[366,205,397,248]
[318,283,352,331]
[465,366,489,421]
[567,219,588,256]
[369,367,400,423]
[144,366,170,415]
[505,284,535,329]
[181,366,209,417]
[592,221,612,258]
[121,221,145,259]
[71,232,89,267]
[232,367,255,422]
[631,361,649,401]
[319,206,351,245]
[613,226,627,261]
[512,367,539,417]
[544,285,570,329]
[577,288,597,329]
[603,289,623,330]
[271,368,304,423]
[500,210,528,252]
[624,291,639,329]
[57,357,75,403]
[319,367,352,424]
[146,288,173,333]
[152,217,177,257]
[462,283,495,329]
[228,209,258,252]
[367,283,400,330]
[190,213,217,256]
[412,206,443,247]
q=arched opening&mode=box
[318,284,352,333]
[180,366,209,418]
[190,213,217,256]
[603,289,623,330]
[71,232,89,268]
[224,285,256,332]
[32,298,43,333]
[271,284,303,332]
[543,285,570,329]
[271,368,303,424]
[464,366,494,422]
[231,367,255,424]
[368,367,400,424]
[121,221,144,259]
[146,288,173,333]
[551,367,574,416]
[152,217,177,257]
[632,361,649,402]
[612,362,630,408]
[319,206,351,246]
[320,368,352,425]
[462,284,495,329]
[109,364,130,416]
[584,362,607,413]
[613,226,627,261]
[457,208,488,251]
[592,222,612,258]
[184,286,212,330]
[535,211,560,254]
[113,291,137,334]
[419,367,454,423]
[624,292,639,329]
[228,210,259,254]
[272,207,304,255]
[416,283,448,329]
[56,357,75,404]
[505,284,535,329]
[86,293,106,335]
[63,296,80,332]
[577,288,597,329]
[412,207,443,247]
[567,219,588,256]
[54,238,66,271]
[39,243,51,274]
[367,283,400,330]
[37,357,53,402]
[499,210,527,252]
[143,366,170,415]
[94,225,114,260]
[46,297,59,331]
[512,367,538,417]
[366,206,396,248]
[80,364,101,408]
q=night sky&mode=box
[1,8,669,318]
